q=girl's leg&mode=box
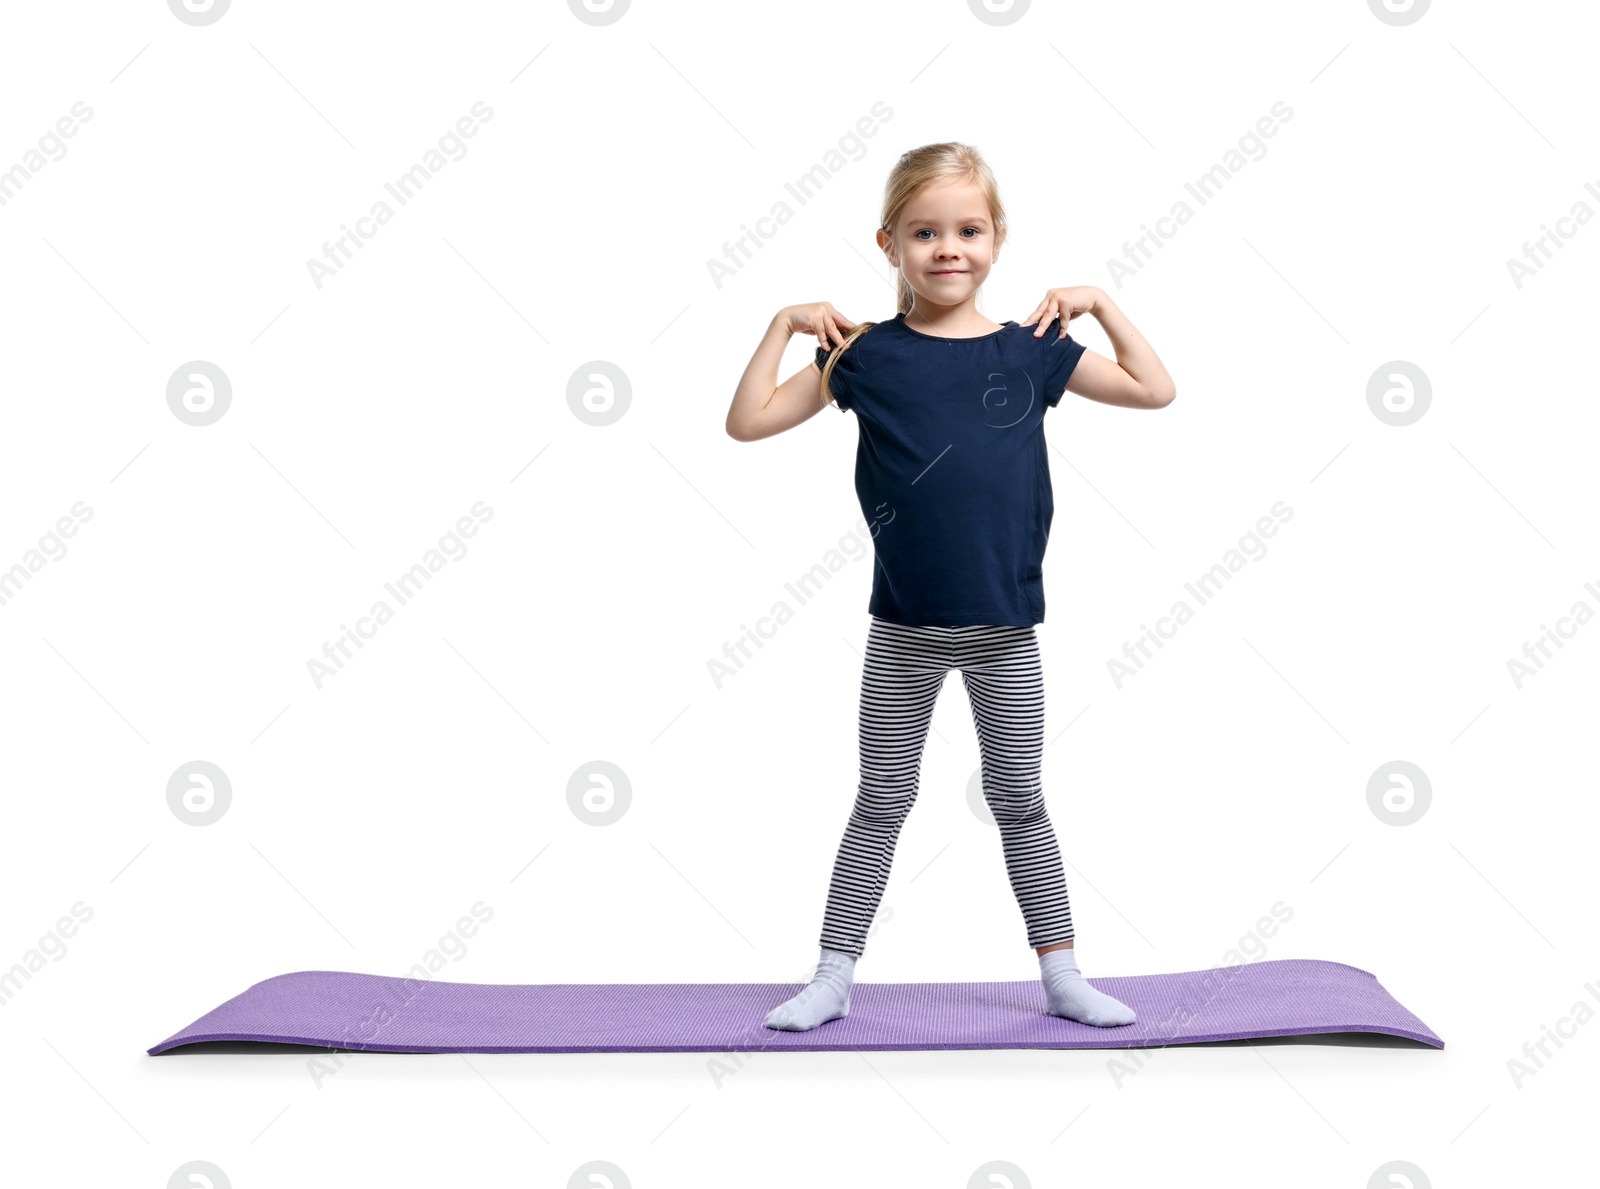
[957,624,1134,1027]
[765,617,947,1031]
[956,624,1075,949]
[817,616,949,957]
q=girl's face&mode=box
[878,179,999,311]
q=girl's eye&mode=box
[915,228,982,240]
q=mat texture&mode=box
[147,957,1441,1054]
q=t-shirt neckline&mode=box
[895,312,1017,342]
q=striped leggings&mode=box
[817,615,1075,958]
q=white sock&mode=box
[1039,947,1135,1027]
[764,947,856,1031]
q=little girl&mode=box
[725,142,1176,1032]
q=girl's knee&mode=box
[984,790,1049,826]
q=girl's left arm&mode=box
[1023,285,1176,410]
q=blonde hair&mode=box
[819,142,1009,406]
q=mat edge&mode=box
[237,956,1380,994]
[149,1021,1443,1056]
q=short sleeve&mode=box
[814,342,855,412]
[1042,333,1087,407]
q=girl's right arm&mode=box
[725,304,856,442]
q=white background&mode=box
[1,0,1594,1185]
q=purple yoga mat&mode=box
[148,957,1441,1054]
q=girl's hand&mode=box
[783,302,858,352]
[1021,286,1102,338]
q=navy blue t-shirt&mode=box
[814,311,1087,627]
